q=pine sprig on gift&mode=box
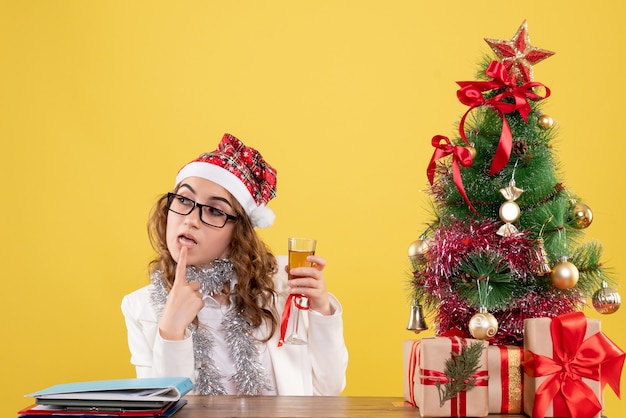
[436,340,485,407]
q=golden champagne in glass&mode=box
[285,237,316,345]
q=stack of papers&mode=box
[19,377,193,417]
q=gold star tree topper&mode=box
[484,20,555,83]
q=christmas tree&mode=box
[408,20,621,346]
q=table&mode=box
[175,396,526,417]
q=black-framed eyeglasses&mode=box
[166,193,238,228]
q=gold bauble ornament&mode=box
[468,309,498,340]
[569,202,593,229]
[466,145,477,160]
[592,282,621,314]
[499,201,521,223]
[550,259,579,289]
[537,114,554,129]
[408,237,431,265]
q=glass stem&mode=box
[292,307,301,337]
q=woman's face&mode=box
[166,176,238,267]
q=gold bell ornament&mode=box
[534,237,552,277]
[592,281,621,314]
[406,304,429,333]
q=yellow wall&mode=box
[2,1,624,416]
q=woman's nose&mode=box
[183,206,203,226]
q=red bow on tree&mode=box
[524,312,625,418]
[456,60,550,175]
[427,135,476,214]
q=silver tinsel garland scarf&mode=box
[150,260,273,395]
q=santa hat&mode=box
[175,133,277,228]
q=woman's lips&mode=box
[178,235,197,247]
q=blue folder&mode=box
[25,377,193,409]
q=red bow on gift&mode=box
[456,60,550,175]
[426,135,476,214]
[524,312,626,418]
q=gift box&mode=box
[403,337,489,417]
[487,345,523,414]
[523,312,625,418]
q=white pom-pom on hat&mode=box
[249,205,276,229]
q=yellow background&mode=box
[1,1,624,416]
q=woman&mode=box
[121,133,348,396]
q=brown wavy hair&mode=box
[147,187,279,342]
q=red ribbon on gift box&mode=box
[495,345,523,414]
[408,338,488,416]
[407,340,421,407]
[524,312,626,418]
[456,60,550,176]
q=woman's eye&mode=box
[178,196,193,206]
[205,206,225,217]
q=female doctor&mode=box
[121,133,348,396]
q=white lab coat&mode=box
[121,256,348,395]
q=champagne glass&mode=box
[284,237,316,345]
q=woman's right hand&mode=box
[158,246,204,340]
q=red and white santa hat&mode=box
[175,133,277,228]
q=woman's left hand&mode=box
[286,255,332,316]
